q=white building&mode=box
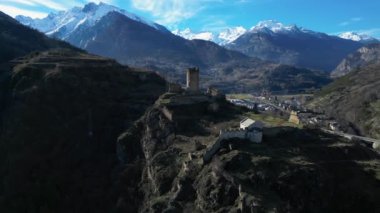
[239,118,264,143]
[240,118,256,130]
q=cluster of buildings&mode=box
[227,99,276,112]
[288,110,340,131]
[277,99,304,112]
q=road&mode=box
[321,128,380,148]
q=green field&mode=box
[245,112,303,128]
[226,93,253,100]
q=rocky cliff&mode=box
[116,93,380,212]
[331,43,380,78]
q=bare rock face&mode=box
[331,43,380,78]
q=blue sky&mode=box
[1,0,379,37]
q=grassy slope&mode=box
[309,62,380,139]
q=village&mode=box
[227,93,340,132]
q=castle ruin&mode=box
[186,67,199,92]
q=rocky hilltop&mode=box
[0,49,166,213]
[116,92,380,212]
[331,43,380,78]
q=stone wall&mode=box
[219,129,246,140]
[168,83,183,93]
[161,106,173,121]
[203,129,263,163]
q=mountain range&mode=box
[173,21,379,72]
[16,3,247,76]
[173,24,379,46]
[15,2,332,93]
[16,3,378,75]
[224,20,366,71]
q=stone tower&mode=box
[186,68,199,92]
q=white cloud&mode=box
[202,19,229,32]
[3,0,37,7]
[339,17,363,27]
[28,0,68,11]
[86,0,114,4]
[131,0,222,25]
[357,28,380,38]
[0,4,47,18]
[4,0,80,11]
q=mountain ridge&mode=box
[225,22,363,71]
[331,43,380,78]
[309,61,380,139]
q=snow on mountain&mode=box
[249,20,323,36]
[339,32,379,43]
[172,20,323,45]
[172,26,247,45]
[172,28,214,41]
[217,26,247,45]
[16,2,163,39]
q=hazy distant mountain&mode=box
[226,20,363,71]
[331,43,380,78]
[339,32,379,44]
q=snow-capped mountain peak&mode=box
[172,28,214,41]
[338,32,379,43]
[16,2,162,39]
[172,26,247,45]
[250,20,299,33]
[217,26,247,45]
